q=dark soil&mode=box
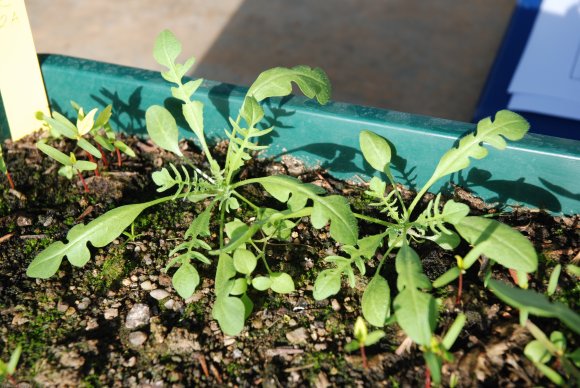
[0,134,578,387]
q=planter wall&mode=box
[2,54,579,214]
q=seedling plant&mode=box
[0,145,15,189]
[25,29,580,386]
[36,102,135,192]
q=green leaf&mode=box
[432,267,461,288]
[152,167,177,192]
[365,330,386,346]
[6,344,21,374]
[182,100,205,141]
[359,130,391,172]
[423,351,443,384]
[94,105,112,128]
[73,160,97,172]
[240,95,264,128]
[524,340,551,363]
[256,175,358,245]
[425,230,460,250]
[488,279,580,335]
[393,244,437,346]
[252,276,272,291]
[313,269,342,300]
[36,141,72,166]
[431,110,529,182]
[153,30,182,77]
[27,199,161,278]
[455,216,537,273]
[171,79,203,101]
[442,313,466,350]
[77,138,101,158]
[547,264,561,296]
[146,105,183,156]
[215,253,236,296]
[172,262,200,299]
[344,339,360,353]
[233,248,257,275]
[230,278,248,295]
[247,65,331,104]
[270,272,295,294]
[76,108,98,136]
[362,275,390,327]
[45,112,77,138]
[212,295,245,335]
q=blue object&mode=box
[474,0,580,140]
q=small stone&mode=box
[140,280,155,291]
[128,331,148,346]
[130,275,138,282]
[77,297,91,310]
[150,289,170,300]
[86,318,99,331]
[104,308,119,320]
[331,299,341,312]
[314,343,328,351]
[286,327,308,344]
[232,349,243,359]
[122,278,132,287]
[158,274,172,287]
[11,313,29,326]
[123,356,137,368]
[223,336,236,347]
[163,299,175,310]
[125,304,151,329]
[60,351,85,369]
[57,301,69,313]
[16,216,32,227]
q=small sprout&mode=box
[0,344,22,385]
[345,317,385,369]
[0,145,15,190]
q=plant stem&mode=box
[360,344,369,370]
[353,212,398,228]
[77,170,89,193]
[455,271,463,306]
[5,170,15,190]
[97,144,109,167]
[425,367,431,388]
[116,147,122,167]
[232,190,259,211]
[85,151,100,176]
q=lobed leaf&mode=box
[27,199,162,278]
[256,175,358,245]
[247,65,331,104]
[431,110,529,182]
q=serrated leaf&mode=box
[488,279,580,334]
[455,216,537,273]
[146,105,183,156]
[313,269,342,300]
[171,78,203,102]
[362,275,390,327]
[186,204,214,239]
[27,199,160,278]
[270,272,294,294]
[152,167,176,192]
[431,110,529,181]
[172,262,200,299]
[360,130,391,172]
[256,175,358,245]
[233,248,257,275]
[36,141,72,166]
[247,65,331,104]
[212,295,245,335]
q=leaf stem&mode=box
[77,170,89,193]
[5,170,15,190]
[232,190,259,211]
[353,212,398,228]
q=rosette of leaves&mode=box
[28,29,355,336]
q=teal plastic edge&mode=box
[3,54,579,214]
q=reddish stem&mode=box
[97,144,109,167]
[425,366,431,388]
[455,271,463,306]
[77,170,89,193]
[115,147,122,167]
[5,170,15,190]
[85,151,100,176]
[360,344,368,370]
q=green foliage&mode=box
[0,344,21,383]
[25,29,564,387]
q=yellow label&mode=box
[0,0,49,140]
